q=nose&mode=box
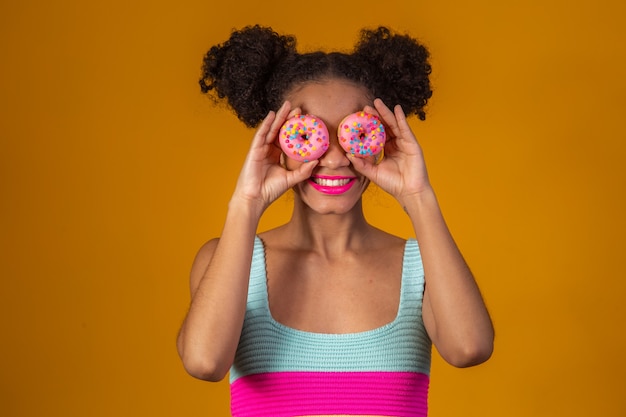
[318,134,350,168]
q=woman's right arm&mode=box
[176,103,317,381]
[176,202,260,382]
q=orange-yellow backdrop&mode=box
[1,0,625,416]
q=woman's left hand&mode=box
[348,99,432,206]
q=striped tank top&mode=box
[230,236,432,417]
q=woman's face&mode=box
[283,78,376,215]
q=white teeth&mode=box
[313,178,351,187]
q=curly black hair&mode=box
[200,25,432,128]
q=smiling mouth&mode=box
[308,176,357,195]
[311,177,353,187]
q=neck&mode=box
[283,198,375,258]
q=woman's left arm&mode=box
[402,187,494,367]
[350,99,494,367]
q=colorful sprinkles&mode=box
[338,111,386,157]
[279,114,330,162]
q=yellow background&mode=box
[1,0,625,416]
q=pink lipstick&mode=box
[308,175,357,195]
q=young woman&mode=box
[177,25,494,417]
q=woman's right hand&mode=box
[230,101,319,216]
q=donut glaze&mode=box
[338,111,386,157]
[279,114,330,162]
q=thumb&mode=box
[347,154,377,180]
[289,160,319,185]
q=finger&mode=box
[251,110,277,149]
[362,104,380,118]
[373,98,401,138]
[288,160,319,185]
[287,106,303,118]
[392,104,422,148]
[347,154,377,180]
[393,104,412,136]
[265,101,291,145]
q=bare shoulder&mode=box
[364,227,408,254]
[375,228,406,244]
[188,238,220,296]
[257,226,299,252]
[194,237,220,260]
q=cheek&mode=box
[284,156,305,171]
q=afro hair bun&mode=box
[200,25,432,127]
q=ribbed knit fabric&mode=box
[230,237,431,417]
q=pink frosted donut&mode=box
[338,111,386,157]
[279,114,330,162]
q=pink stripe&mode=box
[231,371,429,417]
